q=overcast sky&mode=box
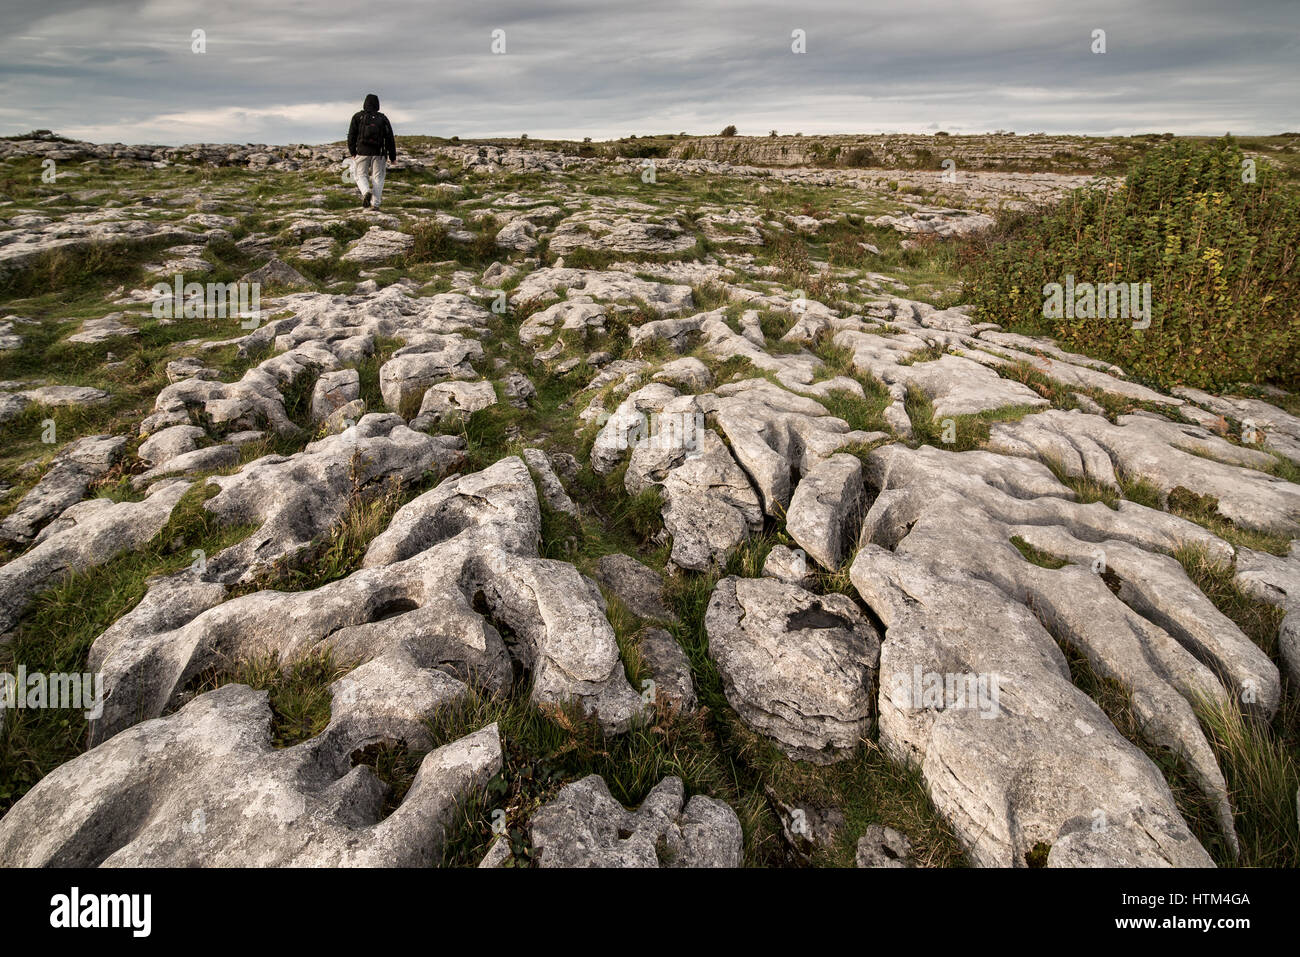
[1,0,1296,146]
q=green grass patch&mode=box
[1010,535,1070,569]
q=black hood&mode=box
[363,93,380,112]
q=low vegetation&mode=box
[961,136,1300,391]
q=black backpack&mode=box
[358,111,385,152]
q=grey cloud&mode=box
[0,0,1296,144]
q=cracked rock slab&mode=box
[413,379,497,430]
[200,413,461,583]
[131,443,240,490]
[657,429,764,571]
[0,434,126,543]
[523,447,578,517]
[340,227,414,263]
[785,452,866,570]
[362,456,646,731]
[712,378,880,516]
[1234,543,1300,684]
[87,456,644,750]
[310,368,361,424]
[67,312,139,344]
[137,424,206,467]
[510,267,693,314]
[850,443,1275,863]
[1174,388,1300,465]
[548,216,696,257]
[18,385,111,408]
[145,342,337,437]
[519,300,607,346]
[530,774,742,867]
[0,480,190,638]
[0,682,501,867]
[378,336,484,411]
[851,544,1214,868]
[989,408,1300,535]
[706,576,880,763]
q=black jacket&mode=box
[348,94,396,161]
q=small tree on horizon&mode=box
[719,125,738,137]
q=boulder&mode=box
[340,227,414,263]
[310,368,361,424]
[786,453,867,570]
[706,576,879,762]
[530,775,742,867]
[855,825,913,868]
[594,553,676,622]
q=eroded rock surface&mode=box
[0,684,502,867]
[84,457,645,749]
[847,442,1278,864]
[530,775,742,867]
[855,825,913,868]
[0,435,126,544]
[1234,543,1300,683]
[199,413,460,583]
[0,480,190,639]
[2,133,1296,872]
[706,576,880,763]
[989,409,1300,534]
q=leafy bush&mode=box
[719,125,738,137]
[612,141,667,159]
[909,147,942,170]
[960,136,1300,389]
[842,146,877,168]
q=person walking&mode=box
[347,93,397,209]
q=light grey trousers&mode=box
[352,155,387,206]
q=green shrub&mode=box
[842,146,877,168]
[960,136,1300,390]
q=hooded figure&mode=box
[347,94,396,208]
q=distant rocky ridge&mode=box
[667,131,1123,171]
[0,130,1100,210]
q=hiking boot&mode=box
[362,192,372,208]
